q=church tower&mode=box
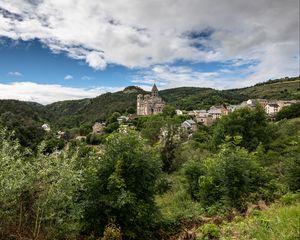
[151,83,158,97]
[136,84,165,115]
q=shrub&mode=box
[199,223,220,240]
[101,224,122,240]
[184,139,268,211]
[84,131,162,239]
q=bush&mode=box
[276,103,300,121]
[0,127,86,239]
[212,106,272,151]
[199,223,220,240]
[84,131,162,239]
[184,139,268,211]
[101,224,122,240]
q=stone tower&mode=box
[137,84,165,115]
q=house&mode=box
[195,113,214,126]
[208,105,228,119]
[42,123,51,132]
[92,122,105,133]
[117,115,129,124]
[241,99,268,108]
[265,103,280,115]
[181,119,198,132]
[176,109,183,115]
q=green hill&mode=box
[0,76,299,131]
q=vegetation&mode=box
[219,196,300,240]
[276,102,300,120]
[1,76,300,239]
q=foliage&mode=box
[184,139,268,211]
[198,223,220,240]
[220,202,300,240]
[212,106,272,151]
[162,105,176,117]
[101,224,122,240]
[86,133,107,145]
[276,103,300,120]
[84,131,162,239]
[0,127,88,239]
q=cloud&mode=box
[0,81,122,105]
[132,65,246,89]
[81,75,93,80]
[0,0,298,85]
[8,71,22,76]
[64,74,73,80]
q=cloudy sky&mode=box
[0,0,299,104]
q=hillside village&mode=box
[41,84,300,139]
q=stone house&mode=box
[181,119,198,132]
[208,105,228,119]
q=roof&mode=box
[151,83,158,92]
[184,119,196,125]
[267,103,279,107]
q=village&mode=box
[41,84,300,139]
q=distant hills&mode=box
[0,76,299,130]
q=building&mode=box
[92,122,105,133]
[117,115,129,124]
[42,123,51,132]
[176,109,183,115]
[137,84,166,115]
[265,103,280,115]
[181,119,198,132]
[208,105,228,119]
[195,112,214,126]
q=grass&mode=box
[155,173,204,223]
[219,201,300,240]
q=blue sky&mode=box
[0,0,299,104]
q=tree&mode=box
[162,105,176,117]
[184,138,268,211]
[276,103,300,121]
[0,127,86,239]
[212,106,272,151]
[84,131,162,239]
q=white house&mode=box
[265,103,280,115]
[42,123,51,132]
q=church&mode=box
[136,84,165,115]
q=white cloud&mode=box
[64,74,73,80]
[132,65,241,89]
[0,0,298,86]
[0,81,121,105]
[81,75,93,80]
[8,71,22,76]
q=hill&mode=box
[0,76,299,131]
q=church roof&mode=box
[151,84,158,92]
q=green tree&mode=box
[212,106,272,151]
[184,138,268,211]
[162,105,176,117]
[276,103,300,121]
[84,131,162,239]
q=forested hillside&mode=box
[0,76,299,138]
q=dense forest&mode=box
[0,77,300,240]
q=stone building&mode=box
[137,84,165,115]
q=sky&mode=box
[0,0,299,104]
